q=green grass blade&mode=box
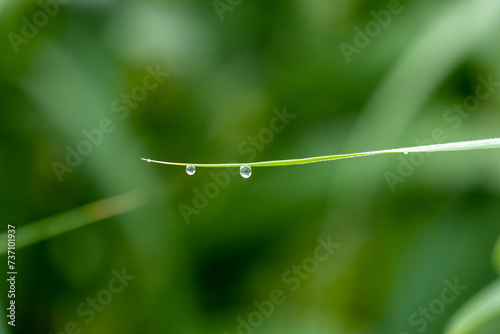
[142,137,500,168]
[445,279,500,334]
[0,190,144,255]
[493,235,500,275]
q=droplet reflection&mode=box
[240,165,252,178]
[186,165,196,175]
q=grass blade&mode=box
[142,138,500,168]
[445,279,500,334]
[0,190,144,255]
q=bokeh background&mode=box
[1,0,500,333]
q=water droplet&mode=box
[404,151,408,155]
[240,165,252,178]
[186,165,196,175]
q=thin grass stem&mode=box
[142,137,500,168]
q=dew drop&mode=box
[186,165,196,175]
[404,151,408,155]
[240,165,252,178]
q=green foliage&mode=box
[445,280,500,334]
[1,0,500,333]
[143,137,500,168]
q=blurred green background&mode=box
[1,0,500,333]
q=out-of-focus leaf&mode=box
[0,190,144,254]
[493,236,500,275]
[445,279,500,334]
